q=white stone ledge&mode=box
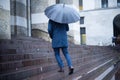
[95,65,114,80]
[31,13,49,24]
[11,16,27,28]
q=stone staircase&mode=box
[0,37,120,80]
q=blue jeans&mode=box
[53,47,72,68]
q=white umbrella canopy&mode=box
[44,4,80,24]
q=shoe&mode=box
[69,67,74,75]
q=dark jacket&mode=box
[48,20,69,48]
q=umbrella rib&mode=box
[44,4,80,23]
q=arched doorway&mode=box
[113,14,120,37]
[113,14,120,44]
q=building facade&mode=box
[0,0,120,45]
[0,0,11,39]
[0,0,80,44]
[79,0,120,45]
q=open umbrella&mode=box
[44,4,80,24]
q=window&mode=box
[101,0,108,8]
[56,0,60,4]
[80,27,86,34]
[118,0,120,7]
[79,0,83,10]
[80,17,84,24]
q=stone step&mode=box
[0,55,117,80]
[0,37,120,80]
[0,57,57,74]
[0,37,51,51]
[77,58,118,80]
[0,53,54,63]
[64,58,114,80]
[102,60,120,80]
[25,56,116,80]
[0,48,114,75]
[0,51,112,74]
[0,47,53,54]
[0,48,109,63]
[0,51,110,74]
[0,49,17,54]
[0,63,58,80]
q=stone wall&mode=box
[10,0,28,36]
[31,0,80,44]
[0,0,11,39]
[32,29,50,41]
[80,8,120,45]
[31,0,55,41]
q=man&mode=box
[48,20,74,75]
